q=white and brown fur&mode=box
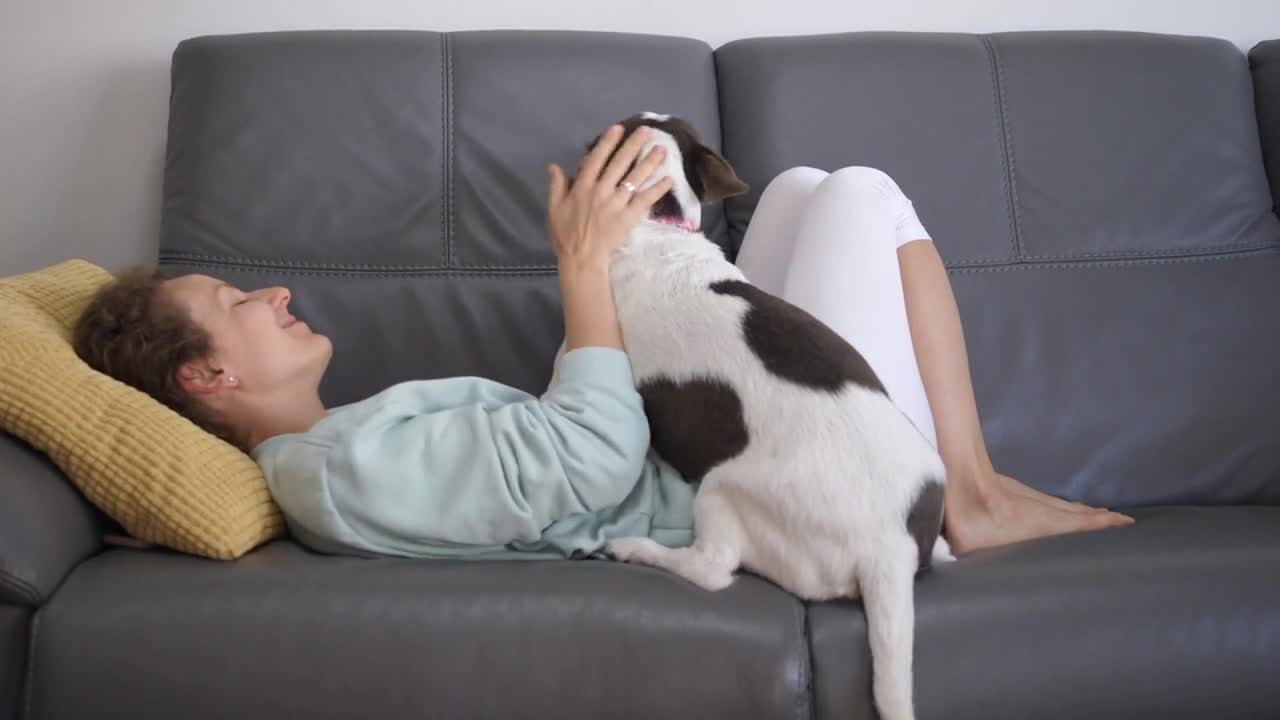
[551,112,949,720]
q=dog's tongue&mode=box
[653,215,699,232]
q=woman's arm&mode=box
[546,123,672,351]
[258,359,654,555]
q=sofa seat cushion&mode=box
[27,544,809,720]
[809,505,1280,720]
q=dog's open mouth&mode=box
[652,215,699,232]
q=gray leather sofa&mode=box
[4,29,1280,720]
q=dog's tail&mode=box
[859,536,918,720]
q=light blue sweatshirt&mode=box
[251,347,697,559]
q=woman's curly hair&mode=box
[71,266,247,450]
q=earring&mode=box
[226,375,238,385]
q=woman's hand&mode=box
[546,124,673,272]
[546,124,673,353]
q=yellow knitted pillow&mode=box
[0,259,284,559]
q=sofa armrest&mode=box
[1251,40,1280,214]
[0,432,103,606]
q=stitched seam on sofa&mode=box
[982,34,1023,261]
[939,238,1280,266]
[796,600,814,720]
[159,252,562,272]
[702,48,733,263]
[990,36,1027,259]
[448,33,456,268]
[448,261,560,269]
[23,606,40,719]
[160,236,1280,272]
[0,571,39,606]
[1017,238,1279,260]
[377,261,562,270]
[947,245,1280,273]
[711,54,745,260]
[159,258,559,278]
[442,33,454,268]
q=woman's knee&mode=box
[820,166,908,202]
[807,166,927,250]
[762,166,828,199]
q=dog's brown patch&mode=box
[907,480,945,571]
[638,376,749,482]
[710,279,888,395]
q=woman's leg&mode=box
[735,166,828,296]
[739,166,1132,554]
[771,167,938,444]
[897,240,1132,552]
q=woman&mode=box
[74,124,1131,560]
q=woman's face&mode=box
[165,274,332,397]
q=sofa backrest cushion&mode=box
[717,31,1280,506]
[160,30,725,404]
[1251,39,1280,216]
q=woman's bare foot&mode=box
[944,469,1134,554]
[992,472,1099,514]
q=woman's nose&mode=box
[268,287,291,309]
[247,287,290,309]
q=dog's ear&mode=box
[694,146,748,203]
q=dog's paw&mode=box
[606,537,661,564]
[692,568,736,593]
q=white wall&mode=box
[3,0,1278,275]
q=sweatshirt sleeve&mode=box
[314,347,651,550]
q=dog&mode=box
[551,112,949,720]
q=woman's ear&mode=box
[177,360,231,396]
[696,147,749,203]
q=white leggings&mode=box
[735,166,937,449]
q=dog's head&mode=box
[585,112,748,232]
